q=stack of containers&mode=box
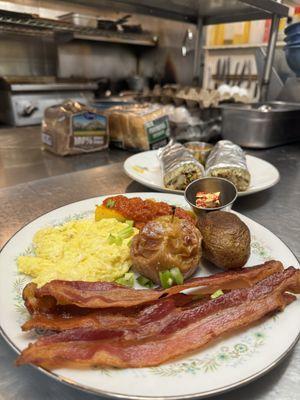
[284,22,300,76]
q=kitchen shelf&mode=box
[62,0,289,24]
[204,42,286,50]
[0,12,157,47]
[58,31,157,46]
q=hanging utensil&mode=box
[215,58,221,89]
[238,61,247,87]
[247,60,252,89]
[226,57,231,84]
[254,81,259,100]
[221,58,227,85]
[233,61,240,86]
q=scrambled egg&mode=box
[17,218,138,287]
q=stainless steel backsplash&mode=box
[57,42,137,79]
[0,1,196,83]
[0,34,57,76]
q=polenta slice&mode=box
[95,205,126,222]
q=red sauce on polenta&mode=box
[103,195,195,228]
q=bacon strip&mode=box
[17,267,300,369]
[24,261,283,313]
[22,296,185,332]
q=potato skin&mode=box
[131,216,202,285]
[198,211,250,270]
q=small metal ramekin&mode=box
[184,177,237,217]
[184,141,213,165]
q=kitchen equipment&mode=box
[184,141,213,165]
[184,177,237,216]
[254,81,259,100]
[121,24,142,33]
[284,32,300,45]
[97,14,131,31]
[247,60,252,89]
[238,61,247,87]
[221,58,227,85]
[126,75,147,92]
[284,21,300,77]
[215,59,221,89]
[181,29,194,56]
[0,76,97,127]
[285,21,300,36]
[221,101,300,148]
[231,61,240,86]
[58,13,98,28]
[284,45,300,76]
[226,57,231,84]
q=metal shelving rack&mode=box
[63,0,288,24]
[62,0,289,100]
[0,12,158,47]
[0,0,290,99]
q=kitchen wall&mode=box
[0,0,196,85]
[58,42,137,80]
[0,33,57,76]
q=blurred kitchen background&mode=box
[0,0,299,188]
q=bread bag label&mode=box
[41,132,53,147]
[144,116,170,150]
[71,112,108,151]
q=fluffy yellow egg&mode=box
[17,218,138,287]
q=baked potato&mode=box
[198,211,250,270]
[131,215,202,285]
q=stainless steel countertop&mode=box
[0,126,130,189]
[0,143,299,400]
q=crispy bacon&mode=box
[17,267,300,369]
[22,296,184,332]
[24,261,283,313]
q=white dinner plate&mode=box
[0,192,298,400]
[123,150,280,196]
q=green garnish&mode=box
[170,267,184,285]
[159,268,184,288]
[107,234,122,246]
[127,238,133,247]
[211,289,224,299]
[126,220,134,227]
[118,226,134,239]
[106,199,116,208]
[116,272,135,287]
[159,270,174,289]
[137,276,154,288]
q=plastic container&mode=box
[285,21,300,36]
[284,45,300,76]
[284,32,300,45]
[58,13,98,28]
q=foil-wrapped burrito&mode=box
[158,141,205,190]
[205,140,250,191]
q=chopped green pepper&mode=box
[116,272,135,287]
[107,234,122,246]
[106,199,116,208]
[211,289,224,299]
[159,270,174,289]
[126,220,134,227]
[137,276,155,288]
[118,226,134,239]
[170,267,184,285]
